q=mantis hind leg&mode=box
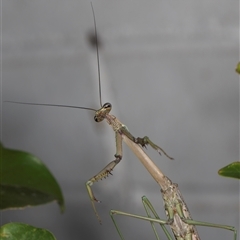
[120,126,174,160]
[110,196,174,240]
[182,218,237,240]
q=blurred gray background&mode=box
[1,0,239,239]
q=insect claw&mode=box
[93,196,101,203]
[156,149,162,156]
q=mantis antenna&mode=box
[91,2,102,107]
[5,3,103,112]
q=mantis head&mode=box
[94,103,112,122]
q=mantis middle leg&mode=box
[110,196,174,240]
[110,196,237,240]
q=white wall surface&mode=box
[1,1,239,240]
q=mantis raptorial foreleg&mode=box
[86,131,123,223]
[120,126,174,160]
[86,159,120,223]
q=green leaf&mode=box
[218,161,240,179]
[235,62,240,74]
[0,143,64,212]
[0,222,56,240]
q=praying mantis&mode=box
[6,4,237,240]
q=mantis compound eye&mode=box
[94,116,100,122]
[103,102,112,109]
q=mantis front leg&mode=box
[120,126,174,160]
[86,131,123,223]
